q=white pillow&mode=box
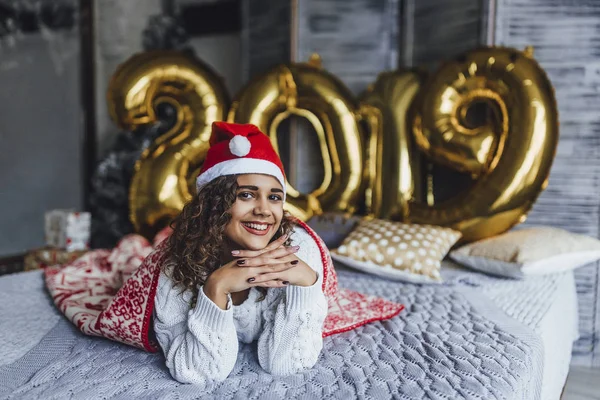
[450,226,600,278]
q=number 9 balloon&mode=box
[409,46,559,242]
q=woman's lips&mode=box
[241,222,271,236]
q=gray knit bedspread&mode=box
[0,267,544,400]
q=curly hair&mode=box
[163,174,296,298]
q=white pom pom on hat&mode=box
[228,135,251,157]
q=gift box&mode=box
[45,210,91,251]
[23,247,87,271]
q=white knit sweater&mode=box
[153,227,328,385]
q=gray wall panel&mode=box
[297,0,399,94]
[0,33,83,256]
[241,0,291,81]
[405,0,483,67]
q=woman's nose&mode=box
[253,197,272,216]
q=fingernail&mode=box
[283,281,289,285]
[247,277,255,283]
[237,259,246,265]
[291,246,300,252]
[231,250,240,255]
[291,260,299,265]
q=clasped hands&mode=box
[203,235,318,309]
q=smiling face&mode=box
[224,174,285,251]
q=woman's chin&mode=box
[239,235,275,251]
[243,239,270,251]
[245,245,264,251]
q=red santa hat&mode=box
[196,122,286,195]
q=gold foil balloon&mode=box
[228,55,364,220]
[409,46,559,242]
[359,70,424,220]
[107,50,229,238]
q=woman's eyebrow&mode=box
[237,185,258,190]
[237,185,283,193]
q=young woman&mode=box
[153,122,329,384]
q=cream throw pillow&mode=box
[450,226,600,278]
[330,218,462,283]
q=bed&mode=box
[441,261,579,400]
[0,259,577,400]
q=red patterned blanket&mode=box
[45,221,404,351]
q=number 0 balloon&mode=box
[228,56,364,220]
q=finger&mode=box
[252,279,289,288]
[260,245,300,260]
[231,234,288,258]
[249,272,281,283]
[235,247,298,267]
[258,258,299,274]
[250,263,298,279]
[243,264,297,285]
[246,262,299,283]
[237,254,298,268]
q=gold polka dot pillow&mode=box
[330,218,462,283]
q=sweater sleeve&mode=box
[256,230,329,375]
[153,272,239,385]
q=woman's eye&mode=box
[269,194,283,201]
[238,192,254,199]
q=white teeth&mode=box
[244,223,268,231]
